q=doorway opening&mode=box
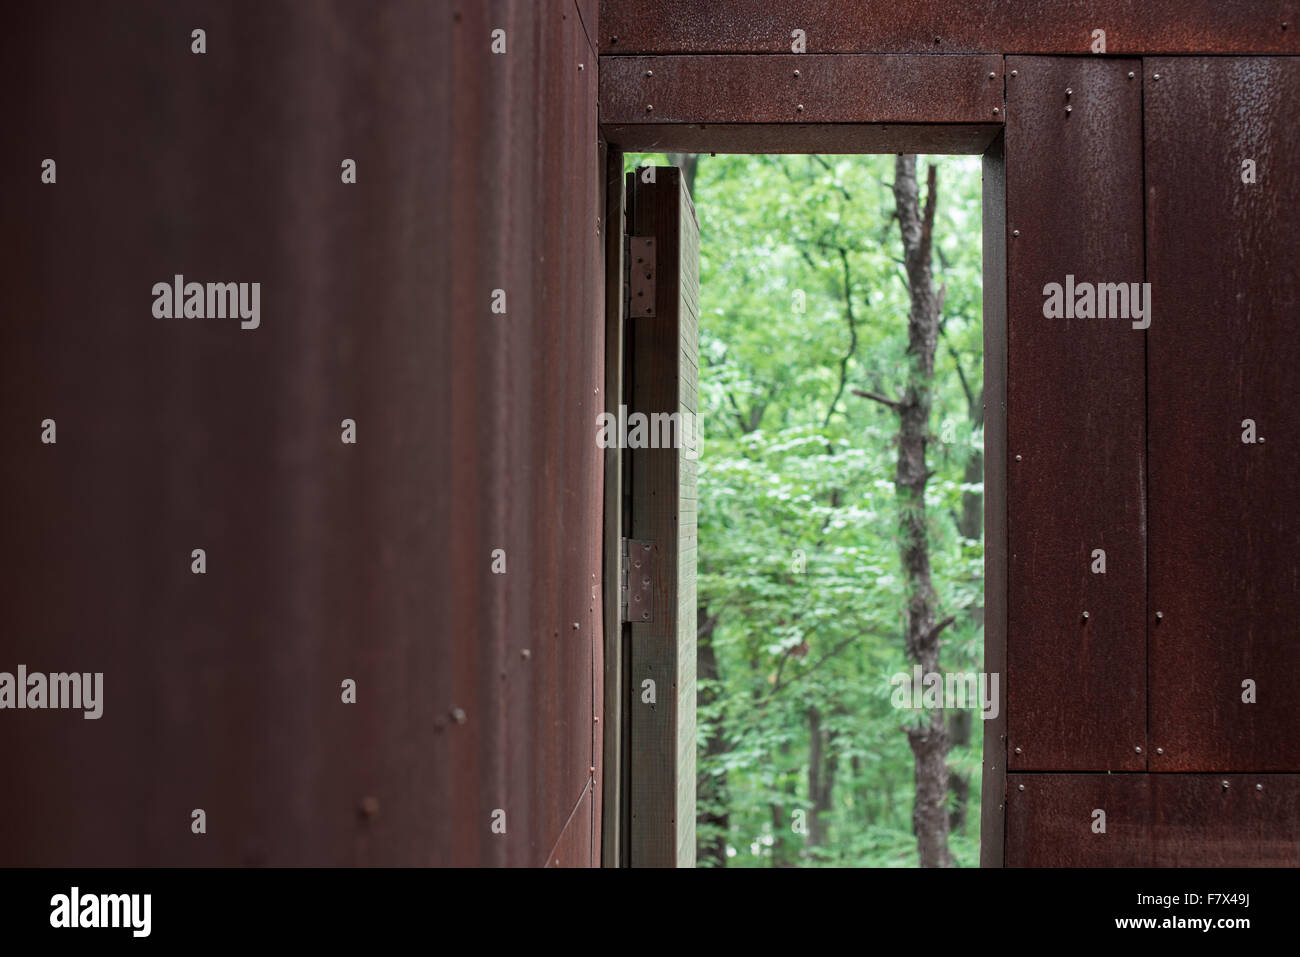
[611,150,991,867]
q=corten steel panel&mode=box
[600,1,1300,55]
[979,132,1008,867]
[0,0,602,866]
[1004,57,1146,771]
[1152,775,1300,867]
[1144,57,1300,772]
[600,54,1005,125]
[601,122,1000,155]
[545,780,595,867]
[1005,774,1151,867]
[575,0,599,57]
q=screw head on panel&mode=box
[797,104,804,112]
[793,69,800,77]
[646,104,653,112]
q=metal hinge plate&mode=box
[621,538,656,623]
[628,237,656,318]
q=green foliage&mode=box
[626,153,984,867]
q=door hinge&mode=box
[627,236,656,318]
[621,538,656,623]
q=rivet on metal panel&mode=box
[1135,746,1142,754]
[1014,747,1022,755]
[645,69,653,77]
[1065,105,1072,114]
[1013,229,1020,237]
[1156,747,1164,755]
[1153,73,1161,81]
[1018,784,1025,791]
[646,104,653,112]
[1010,70,1018,78]
[1015,454,1022,461]
[594,716,600,723]
[578,63,584,71]
[793,69,800,77]
[993,107,1000,115]
[1156,611,1163,622]
[1257,783,1264,791]
[1066,88,1073,97]
[589,766,596,774]
[1128,72,1136,79]
[521,648,531,660]
[797,104,804,112]
[989,72,996,79]
[1081,611,1089,620]
[451,707,467,724]
[933,36,940,44]
[1222,780,1230,789]
[572,622,580,630]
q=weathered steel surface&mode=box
[600,0,1299,55]
[979,132,1008,867]
[0,0,603,866]
[1006,774,1151,866]
[601,122,999,156]
[545,780,595,867]
[601,54,1005,124]
[1008,774,1300,866]
[1004,57,1146,771]
[1152,776,1300,866]
[1144,57,1300,772]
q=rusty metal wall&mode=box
[1004,57,1147,772]
[599,1,1299,55]
[1144,57,1300,773]
[0,0,603,866]
[1008,774,1300,866]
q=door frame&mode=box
[598,54,1011,867]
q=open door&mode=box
[611,165,700,867]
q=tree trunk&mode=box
[806,705,836,852]
[948,385,983,832]
[890,155,953,867]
